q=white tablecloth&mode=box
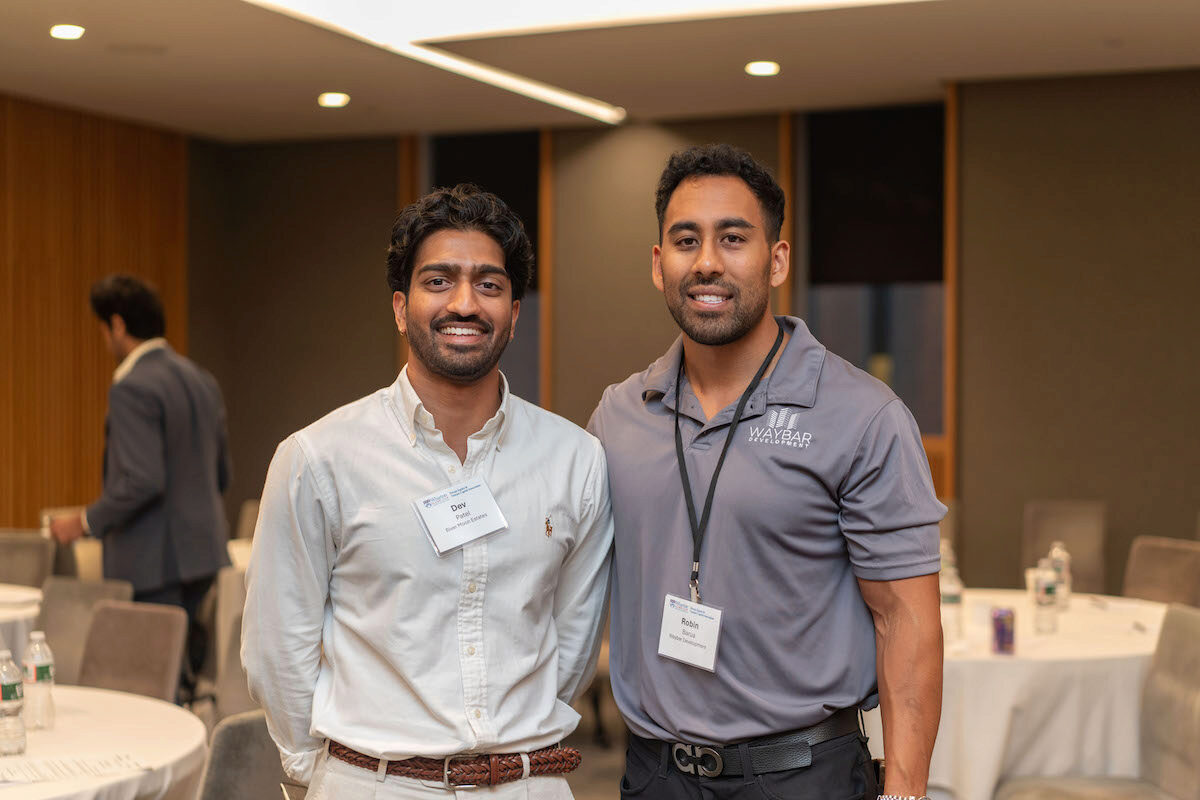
[0,686,207,799]
[0,584,42,665]
[863,589,1167,800]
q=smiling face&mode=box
[653,175,788,346]
[394,228,519,385]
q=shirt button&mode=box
[467,583,477,593]
[448,466,456,474]
[467,645,476,656]
[474,709,482,719]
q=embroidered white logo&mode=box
[747,409,813,448]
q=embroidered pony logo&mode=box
[545,516,553,537]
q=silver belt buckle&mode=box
[443,754,478,789]
[671,743,724,777]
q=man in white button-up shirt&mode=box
[243,185,614,799]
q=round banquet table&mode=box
[863,588,1167,800]
[0,584,42,665]
[0,686,207,800]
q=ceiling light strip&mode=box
[242,0,625,125]
[394,42,625,125]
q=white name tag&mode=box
[657,594,723,672]
[413,478,508,556]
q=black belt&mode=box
[637,707,861,778]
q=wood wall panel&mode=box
[0,95,187,528]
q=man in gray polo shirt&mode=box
[588,144,945,800]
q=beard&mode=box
[664,272,771,346]
[405,313,512,384]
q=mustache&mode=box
[679,276,738,295]
[432,314,494,334]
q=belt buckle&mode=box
[671,743,724,778]
[443,754,478,789]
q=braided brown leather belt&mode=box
[328,741,582,788]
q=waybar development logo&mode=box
[747,409,812,448]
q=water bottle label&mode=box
[1,681,22,701]
[1036,577,1057,606]
[35,665,53,683]
[941,593,962,605]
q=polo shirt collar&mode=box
[641,316,826,410]
[389,364,512,448]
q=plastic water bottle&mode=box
[23,631,55,730]
[1048,541,1072,609]
[939,537,957,569]
[1033,558,1058,634]
[0,649,26,755]
[940,564,964,642]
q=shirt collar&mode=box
[641,316,826,410]
[389,365,512,448]
[112,338,168,384]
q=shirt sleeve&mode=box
[839,398,945,581]
[242,435,335,784]
[85,381,166,535]
[552,435,614,704]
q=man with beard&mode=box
[244,184,613,799]
[588,145,945,800]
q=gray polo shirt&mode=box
[587,316,944,745]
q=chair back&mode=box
[235,499,260,540]
[77,600,186,702]
[37,577,134,685]
[1022,501,1106,593]
[40,507,103,581]
[0,530,55,588]
[1140,603,1200,800]
[197,709,295,800]
[215,613,257,723]
[1124,536,1200,607]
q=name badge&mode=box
[657,594,723,672]
[413,478,508,556]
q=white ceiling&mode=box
[2,0,1198,142]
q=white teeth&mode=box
[694,294,726,305]
[440,326,481,336]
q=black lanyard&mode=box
[674,322,784,603]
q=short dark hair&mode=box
[654,143,786,242]
[386,184,533,301]
[89,274,165,339]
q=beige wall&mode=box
[957,69,1200,592]
[188,139,400,525]
[551,117,780,427]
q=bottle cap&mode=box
[30,632,45,641]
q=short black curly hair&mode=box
[654,143,786,242]
[89,274,166,340]
[386,184,533,301]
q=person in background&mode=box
[588,144,945,800]
[51,274,232,700]
[243,184,613,799]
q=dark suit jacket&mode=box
[86,344,232,593]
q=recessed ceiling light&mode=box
[50,24,86,40]
[744,60,780,77]
[317,92,351,108]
